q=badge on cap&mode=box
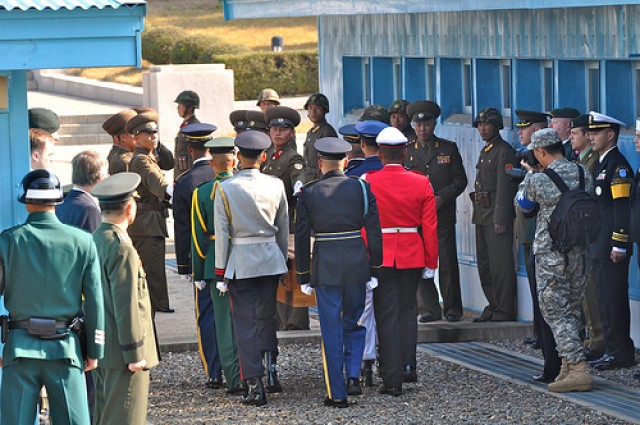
[278,118,284,123]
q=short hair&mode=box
[29,128,54,153]
[379,146,406,162]
[541,142,565,156]
[72,150,107,187]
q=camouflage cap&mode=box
[388,100,410,116]
[304,93,330,113]
[473,108,504,129]
[527,128,562,151]
[358,105,390,124]
[28,108,60,133]
[174,90,200,108]
[256,88,281,106]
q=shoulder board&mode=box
[175,169,190,180]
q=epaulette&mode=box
[175,169,190,181]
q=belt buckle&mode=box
[396,227,401,233]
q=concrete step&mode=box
[58,132,112,146]
[59,122,105,135]
[59,114,112,125]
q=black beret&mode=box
[28,108,60,133]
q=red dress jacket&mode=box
[365,164,438,269]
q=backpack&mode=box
[544,165,600,254]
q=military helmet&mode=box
[18,169,64,205]
[174,90,200,109]
[304,93,330,113]
[473,107,504,130]
[358,105,390,125]
[256,88,280,106]
[388,100,410,116]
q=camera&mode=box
[515,148,539,167]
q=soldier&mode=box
[570,114,598,174]
[256,88,280,113]
[29,128,56,171]
[632,119,640,381]
[359,104,390,125]
[173,90,201,178]
[339,124,365,174]
[0,169,104,425]
[103,110,138,175]
[471,108,518,322]
[366,127,438,395]
[214,131,289,407]
[295,137,382,407]
[29,107,60,143]
[173,123,223,388]
[515,128,594,392]
[230,110,250,135]
[126,112,174,314]
[388,100,416,141]
[245,110,269,133]
[192,137,244,395]
[91,173,159,424]
[586,112,636,371]
[405,100,467,323]
[549,107,580,161]
[302,93,338,181]
[132,107,175,172]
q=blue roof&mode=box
[0,0,144,10]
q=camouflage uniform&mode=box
[517,155,594,363]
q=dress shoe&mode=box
[584,348,604,362]
[473,316,491,323]
[402,365,417,383]
[346,378,362,396]
[242,377,267,407]
[227,383,246,395]
[419,314,439,323]
[323,397,348,408]
[156,306,175,313]
[589,354,636,371]
[446,314,461,322]
[523,337,538,346]
[378,385,402,397]
[532,373,554,383]
[360,360,374,388]
[264,351,283,393]
[633,370,640,380]
[205,374,224,389]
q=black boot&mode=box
[360,360,373,388]
[402,365,417,383]
[241,377,267,407]
[264,351,283,393]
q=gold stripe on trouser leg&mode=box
[320,339,332,400]
[194,288,209,377]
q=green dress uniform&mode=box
[128,146,171,312]
[472,135,518,321]
[303,120,337,182]
[107,145,133,175]
[405,136,467,320]
[92,222,159,425]
[0,212,105,425]
[192,172,242,391]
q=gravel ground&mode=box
[147,343,633,424]
[488,339,640,389]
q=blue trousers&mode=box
[194,284,221,380]
[315,282,366,401]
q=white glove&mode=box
[194,280,207,291]
[179,274,192,283]
[422,267,436,279]
[293,180,303,196]
[366,277,379,290]
[300,284,314,295]
[216,281,228,293]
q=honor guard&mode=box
[471,108,518,322]
[127,112,174,314]
[586,112,636,371]
[174,90,201,178]
[549,107,580,161]
[91,173,159,424]
[295,137,382,407]
[302,93,338,181]
[173,123,224,388]
[365,127,438,394]
[339,124,365,174]
[214,131,289,407]
[346,120,387,177]
[388,100,416,141]
[0,170,105,425]
[405,100,468,323]
[192,137,244,395]
[103,110,137,175]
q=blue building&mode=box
[223,0,640,343]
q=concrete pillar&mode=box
[142,64,235,153]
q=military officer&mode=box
[126,112,174,314]
[295,137,382,407]
[173,123,223,388]
[405,100,468,323]
[214,131,289,407]
[515,128,594,393]
[471,108,518,322]
[245,110,269,133]
[174,90,201,178]
[91,173,159,424]
[192,137,243,395]
[0,169,105,425]
[339,124,365,174]
[388,100,416,141]
[549,107,580,161]
[365,127,438,394]
[586,112,636,371]
[571,114,598,174]
[230,110,250,134]
[103,110,138,175]
[256,88,280,113]
[631,119,640,380]
[302,93,338,181]
[132,107,175,172]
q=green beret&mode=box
[29,108,60,133]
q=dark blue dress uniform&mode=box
[587,113,636,369]
[172,123,222,385]
[295,138,382,405]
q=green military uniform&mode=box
[174,91,201,178]
[0,170,104,425]
[107,145,132,175]
[192,171,242,391]
[404,100,467,321]
[103,110,138,176]
[472,109,518,321]
[303,120,337,181]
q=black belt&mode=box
[9,320,69,329]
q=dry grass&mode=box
[67,0,317,86]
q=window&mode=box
[426,59,436,101]
[501,60,512,114]
[587,61,600,112]
[372,57,395,107]
[542,60,553,112]
[363,57,371,106]
[342,56,367,113]
[394,58,402,100]
[462,59,472,114]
